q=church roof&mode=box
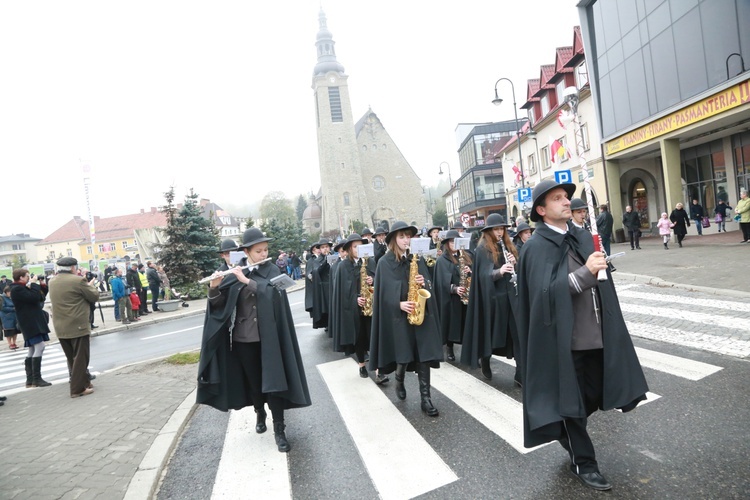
[313,9,346,76]
[355,108,375,136]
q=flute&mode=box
[198,258,272,284]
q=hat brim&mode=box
[530,183,576,222]
[481,221,511,231]
[385,225,418,244]
[343,237,364,250]
[239,237,273,249]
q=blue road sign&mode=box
[554,169,573,184]
[517,188,532,203]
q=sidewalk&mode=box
[0,279,306,500]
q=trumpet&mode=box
[198,258,272,284]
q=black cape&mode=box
[368,252,443,374]
[327,258,343,337]
[433,251,466,345]
[311,255,330,329]
[516,224,648,447]
[304,254,321,314]
[373,240,387,263]
[331,258,375,354]
[196,262,312,412]
[460,240,518,368]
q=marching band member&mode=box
[217,239,238,272]
[369,221,443,416]
[311,239,332,330]
[512,222,533,254]
[569,198,590,231]
[304,241,322,318]
[372,226,388,263]
[516,180,647,491]
[460,213,521,385]
[360,227,374,244]
[327,240,347,338]
[197,227,311,453]
[427,225,442,251]
[433,230,470,362]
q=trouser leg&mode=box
[564,349,604,474]
[152,285,160,311]
[62,337,91,395]
[140,288,148,312]
[634,230,640,248]
[628,231,634,248]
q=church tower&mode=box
[312,9,372,235]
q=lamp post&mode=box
[438,161,452,186]
[563,86,608,281]
[492,78,525,189]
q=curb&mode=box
[616,272,750,299]
[90,307,207,339]
[123,388,198,500]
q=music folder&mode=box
[270,274,296,291]
[358,243,374,258]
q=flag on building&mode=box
[550,137,570,167]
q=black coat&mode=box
[460,240,517,368]
[670,208,691,235]
[304,254,321,313]
[433,251,466,345]
[311,255,330,329]
[595,210,614,238]
[622,211,641,232]
[373,240,387,263]
[196,261,311,412]
[327,258,344,337]
[516,224,648,447]
[10,282,49,336]
[368,252,443,374]
[331,258,375,354]
[126,268,142,292]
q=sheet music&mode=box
[358,243,374,258]
[229,251,244,265]
[409,237,430,254]
[326,254,339,265]
[455,237,471,250]
[270,274,296,290]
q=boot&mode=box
[273,422,291,453]
[446,344,455,362]
[24,357,33,388]
[664,242,669,250]
[417,363,439,417]
[394,363,407,400]
[480,357,492,380]
[255,407,267,434]
[31,357,52,387]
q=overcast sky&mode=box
[0,0,580,238]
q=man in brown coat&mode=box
[48,257,100,398]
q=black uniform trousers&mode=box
[60,336,91,396]
[562,348,604,474]
[229,341,283,421]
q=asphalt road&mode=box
[156,285,750,499]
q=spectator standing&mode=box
[111,269,133,324]
[103,265,113,291]
[10,268,51,388]
[622,206,642,250]
[146,261,161,311]
[669,202,691,248]
[290,252,302,280]
[137,264,150,315]
[595,204,614,256]
[1,286,20,350]
[0,275,11,292]
[126,264,142,311]
[737,188,750,243]
[690,199,705,236]
[48,257,100,398]
[157,266,170,299]
[656,212,673,250]
[714,200,731,233]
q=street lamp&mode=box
[438,161,452,186]
[492,77,525,189]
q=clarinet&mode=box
[499,238,517,294]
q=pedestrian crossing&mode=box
[204,342,724,499]
[0,346,99,391]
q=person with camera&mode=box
[49,257,100,398]
[10,268,52,388]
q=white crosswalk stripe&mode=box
[0,347,98,390]
[620,303,750,332]
[618,289,750,313]
[208,340,722,498]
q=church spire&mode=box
[313,9,345,76]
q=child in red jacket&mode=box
[129,291,141,320]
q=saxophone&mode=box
[407,252,431,325]
[360,257,373,317]
[459,250,470,305]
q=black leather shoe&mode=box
[480,357,492,380]
[446,345,455,362]
[90,324,99,329]
[421,399,439,417]
[0,396,7,402]
[255,408,267,434]
[571,471,612,491]
[359,366,368,378]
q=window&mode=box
[87,246,92,254]
[12,244,21,250]
[527,153,537,175]
[580,123,590,152]
[555,80,566,105]
[372,176,385,191]
[540,146,550,169]
[343,192,350,206]
[98,244,104,253]
[122,241,128,249]
[67,249,73,257]
[575,61,589,89]
[541,94,550,117]
[328,87,343,122]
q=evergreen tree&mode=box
[432,207,448,229]
[295,194,308,222]
[156,187,221,298]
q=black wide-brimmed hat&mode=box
[513,222,534,239]
[385,221,418,244]
[342,233,365,250]
[530,179,576,223]
[441,229,461,244]
[239,227,272,249]
[374,226,388,236]
[480,213,511,232]
[426,225,442,235]
[333,240,345,252]
[217,239,238,253]
[451,221,466,230]
[317,238,332,248]
[360,227,373,237]
[569,198,588,211]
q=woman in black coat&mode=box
[9,269,51,388]
[669,202,691,247]
[433,230,471,362]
